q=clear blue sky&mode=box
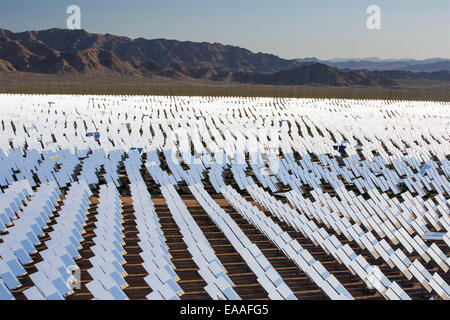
[1,0,449,60]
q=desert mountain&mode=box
[0,28,398,87]
[0,28,301,75]
[298,57,450,72]
[230,63,396,87]
[370,70,450,81]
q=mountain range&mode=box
[297,57,450,72]
[0,28,449,88]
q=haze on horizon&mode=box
[1,0,449,61]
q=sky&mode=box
[1,0,449,60]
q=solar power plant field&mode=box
[0,94,449,300]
